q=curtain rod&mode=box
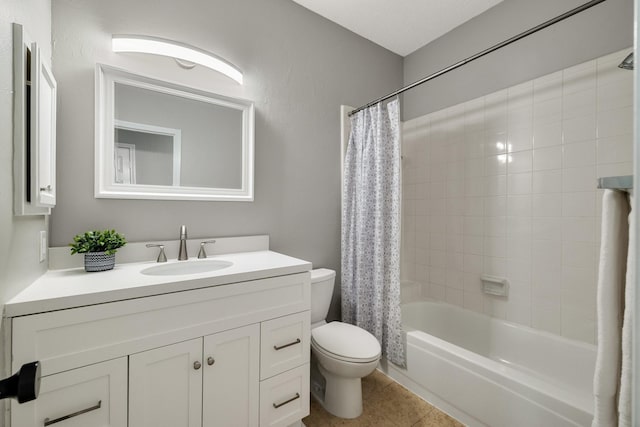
[348,0,608,117]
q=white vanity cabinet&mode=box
[7,264,311,427]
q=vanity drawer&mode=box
[12,273,310,376]
[259,364,310,427]
[11,357,127,427]
[260,311,310,379]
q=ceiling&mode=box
[291,0,504,57]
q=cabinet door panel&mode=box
[260,311,310,379]
[203,324,260,427]
[129,338,202,427]
[30,42,57,207]
[260,364,310,427]
[11,357,127,427]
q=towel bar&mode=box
[597,176,633,190]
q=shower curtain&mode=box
[341,99,404,367]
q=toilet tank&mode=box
[310,268,336,324]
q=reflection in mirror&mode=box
[114,83,242,188]
[114,120,181,186]
[96,64,254,201]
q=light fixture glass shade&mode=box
[112,35,243,84]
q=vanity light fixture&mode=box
[112,35,243,84]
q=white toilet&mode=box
[310,268,381,419]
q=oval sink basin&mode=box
[141,260,233,276]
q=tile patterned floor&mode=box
[303,370,465,426]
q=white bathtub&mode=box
[381,300,597,427]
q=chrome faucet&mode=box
[178,225,188,260]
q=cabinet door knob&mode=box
[193,361,201,370]
[207,357,215,366]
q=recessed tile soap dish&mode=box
[481,274,509,297]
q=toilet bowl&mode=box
[310,269,381,419]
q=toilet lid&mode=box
[311,322,381,361]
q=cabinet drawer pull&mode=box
[273,338,301,351]
[272,393,300,409]
[44,400,102,426]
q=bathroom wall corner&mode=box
[0,1,52,424]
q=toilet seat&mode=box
[311,322,381,363]
[312,339,380,364]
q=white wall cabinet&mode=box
[8,272,311,427]
[12,23,57,215]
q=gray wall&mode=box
[51,0,402,320]
[0,1,51,423]
[115,83,243,188]
[403,0,634,120]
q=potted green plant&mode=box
[70,229,127,272]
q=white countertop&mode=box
[5,250,312,317]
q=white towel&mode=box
[592,190,631,427]
[618,194,633,427]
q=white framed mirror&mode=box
[95,64,254,201]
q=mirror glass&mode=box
[96,64,254,201]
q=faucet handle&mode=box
[197,240,216,259]
[146,244,167,263]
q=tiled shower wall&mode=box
[401,49,633,344]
